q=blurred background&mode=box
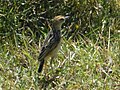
[0,0,120,89]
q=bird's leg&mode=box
[50,57,54,71]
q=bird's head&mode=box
[52,15,69,30]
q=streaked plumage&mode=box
[38,15,67,73]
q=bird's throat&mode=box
[52,24,62,31]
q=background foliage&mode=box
[0,0,120,89]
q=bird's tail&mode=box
[38,59,44,73]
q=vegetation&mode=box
[0,0,120,89]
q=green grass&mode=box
[0,31,119,90]
[0,0,120,89]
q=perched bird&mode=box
[38,15,68,73]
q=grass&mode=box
[0,30,119,90]
[0,0,120,89]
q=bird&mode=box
[38,15,68,73]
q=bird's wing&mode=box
[38,30,59,61]
[43,30,53,46]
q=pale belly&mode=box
[45,41,61,60]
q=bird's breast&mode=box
[45,39,61,60]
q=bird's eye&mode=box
[60,18,64,21]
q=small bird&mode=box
[38,15,68,73]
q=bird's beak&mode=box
[65,16,70,19]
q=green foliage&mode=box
[0,0,120,89]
